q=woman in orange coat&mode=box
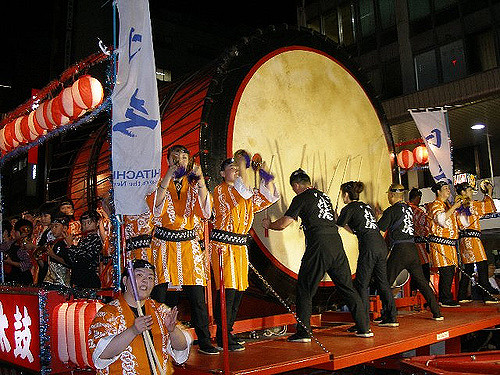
[455,181,498,303]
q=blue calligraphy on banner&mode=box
[425,128,442,148]
[112,88,158,137]
[128,27,142,62]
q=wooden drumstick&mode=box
[326,158,342,195]
[127,262,165,375]
[356,156,363,182]
[264,155,275,238]
[335,156,351,211]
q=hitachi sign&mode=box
[113,169,160,180]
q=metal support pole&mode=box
[486,132,494,182]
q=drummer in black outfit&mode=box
[377,183,443,321]
[262,169,373,339]
[336,181,398,327]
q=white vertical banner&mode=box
[112,0,161,215]
[410,109,453,185]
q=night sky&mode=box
[0,0,297,114]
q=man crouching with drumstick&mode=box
[262,169,373,340]
[88,259,192,374]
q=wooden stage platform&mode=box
[176,304,500,375]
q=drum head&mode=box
[201,27,394,292]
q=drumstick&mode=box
[357,156,363,182]
[127,262,165,375]
[264,155,275,238]
[335,156,351,211]
[326,158,342,195]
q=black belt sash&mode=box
[428,235,458,247]
[459,229,481,239]
[414,236,427,244]
[210,229,248,246]
[153,227,195,242]
[125,234,152,252]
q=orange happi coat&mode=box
[427,199,459,268]
[147,177,210,286]
[210,179,279,291]
[457,196,496,264]
[88,295,191,375]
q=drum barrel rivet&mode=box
[471,355,476,361]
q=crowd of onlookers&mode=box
[0,198,112,289]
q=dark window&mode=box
[383,60,403,98]
[408,0,431,21]
[339,3,355,45]
[434,0,457,12]
[379,0,396,29]
[440,40,466,83]
[466,30,497,73]
[324,11,340,43]
[414,50,439,90]
[360,0,376,37]
[461,0,489,15]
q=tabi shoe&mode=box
[432,314,444,321]
[346,325,359,333]
[230,333,246,345]
[378,318,399,327]
[228,343,245,352]
[355,330,374,338]
[458,299,473,303]
[198,343,220,355]
[287,333,312,343]
[484,298,500,304]
[373,316,383,324]
[439,300,460,308]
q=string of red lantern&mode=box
[396,144,429,170]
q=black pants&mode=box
[387,242,440,316]
[438,265,456,302]
[296,233,369,335]
[458,260,494,301]
[214,288,243,345]
[151,283,212,345]
[355,235,396,321]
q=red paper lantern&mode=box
[397,149,414,169]
[52,300,104,368]
[27,110,46,140]
[413,145,429,165]
[60,87,86,119]
[19,115,31,141]
[13,117,27,145]
[71,75,104,110]
[35,101,56,130]
[4,120,19,148]
[46,97,70,127]
[0,127,9,152]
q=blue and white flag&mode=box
[112,0,161,215]
[410,109,453,185]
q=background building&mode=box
[302,0,500,189]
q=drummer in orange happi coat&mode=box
[210,152,279,351]
[146,145,217,355]
[455,181,499,303]
[426,181,462,308]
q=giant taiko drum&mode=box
[70,26,396,310]
[161,26,395,309]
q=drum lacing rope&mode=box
[248,262,331,354]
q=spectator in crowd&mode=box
[0,220,14,282]
[4,219,34,285]
[68,210,102,288]
[32,202,56,284]
[43,214,72,287]
[58,199,81,241]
